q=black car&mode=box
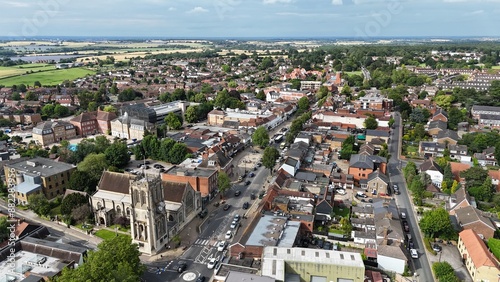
[243,202,250,209]
[235,190,241,197]
[177,261,187,273]
[223,204,231,211]
[249,172,255,177]
[196,276,206,282]
[245,180,251,186]
[250,193,256,200]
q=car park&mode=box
[207,258,218,269]
[410,249,418,259]
[225,230,232,239]
[217,241,227,252]
[243,202,250,209]
[223,204,230,211]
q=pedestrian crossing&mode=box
[193,238,210,246]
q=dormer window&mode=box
[208,160,215,166]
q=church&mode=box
[90,171,202,255]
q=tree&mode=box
[0,217,8,242]
[252,126,270,148]
[447,107,465,130]
[256,90,266,101]
[262,147,279,173]
[461,166,488,189]
[297,96,309,113]
[77,153,108,182]
[118,88,142,102]
[103,105,117,113]
[388,117,395,128]
[469,176,494,202]
[53,104,69,117]
[409,107,429,124]
[11,92,21,101]
[61,193,88,216]
[414,123,426,139]
[339,217,352,238]
[69,170,97,194]
[24,91,38,101]
[42,103,56,117]
[88,101,98,111]
[218,171,231,196]
[364,115,378,130]
[419,208,455,239]
[28,193,51,216]
[450,180,459,194]
[56,236,145,282]
[165,112,183,130]
[34,81,42,88]
[71,205,91,223]
[104,141,130,168]
[184,105,199,123]
[168,143,188,164]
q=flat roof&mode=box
[245,214,300,247]
[262,246,365,267]
[6,157,75,177]
[92,190,131,204]
[15,182,41,194]
[165,166,216,178]
[0,250,67,280]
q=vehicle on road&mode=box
[410,249,418,259]
[238,176,243,182]
[403,221,410,232]
[234,190,241,197]
[401,212,406,219]
[217,241,226,252]
[249,172,255,177]
[207,258,218,269]
[250,193,256,200]
[243,202,250,209]
[223,204,230,211]
[198,209,208,218]
[177,261,187,273]
[245,180,251,186]
[225,230,232,239]
[234,214,240,222]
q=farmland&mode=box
[0,68,96,87]
[0,64,56,79]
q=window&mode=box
[340,254,344,259]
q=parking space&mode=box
[427,242,472,282]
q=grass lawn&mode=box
[488,238,500,260]
[0,68,96,86]
[332,206,350,218]
[0,64,56,79]
[492,66,500,70]
[95,229,130,241]
[109,224,130,233]
[49,205,61,217]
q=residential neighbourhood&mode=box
[1,40,500,282]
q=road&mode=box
[141,120,290,282]
[388,112,434,282]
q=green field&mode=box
[0,68,96,86]
[344,71,362,76]
[0,64,56,79]
[95,229,130,241]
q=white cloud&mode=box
[263,0,293,4]
[3,1,30,7]
[187,6,208,13]
[468,9,484,14]
[168,7,176,11]
[332,0,343,5]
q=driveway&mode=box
[426,242,471,282]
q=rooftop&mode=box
[245,214,300,247]
[6,157,75,178]
[165,166,216,178]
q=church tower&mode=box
[129,175,168,255]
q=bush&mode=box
[432,262,459,282]
[488,238,500,261]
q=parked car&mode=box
[403,221,410,233]
[177,261,187,273]
[234,214,240,222]
[217,241,226,252]
[250,193,256,200]
[323,241,332,250]
[243,202,250,209]
[401,212,406,219]
[234,190,241,197]
[335,189,346,195]
[196,276,206,282]
[225,230,232,239]
[230,221,238,229]
[245,180,251,186]
[432,244,442,252]
[223,204,231,211]
[249,172,255,177]
[410,249,418,259]
[207,258,218,269]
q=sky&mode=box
[0,0,499,38]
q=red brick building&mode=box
[70,112,98,137]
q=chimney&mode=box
[202,149,209,161]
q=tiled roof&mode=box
[162,181,188,203]
[97,171,135,194]
[455,206,496,231]
[459,229,499,268]
[70,112,96,123]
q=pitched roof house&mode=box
[457,229,500,282]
